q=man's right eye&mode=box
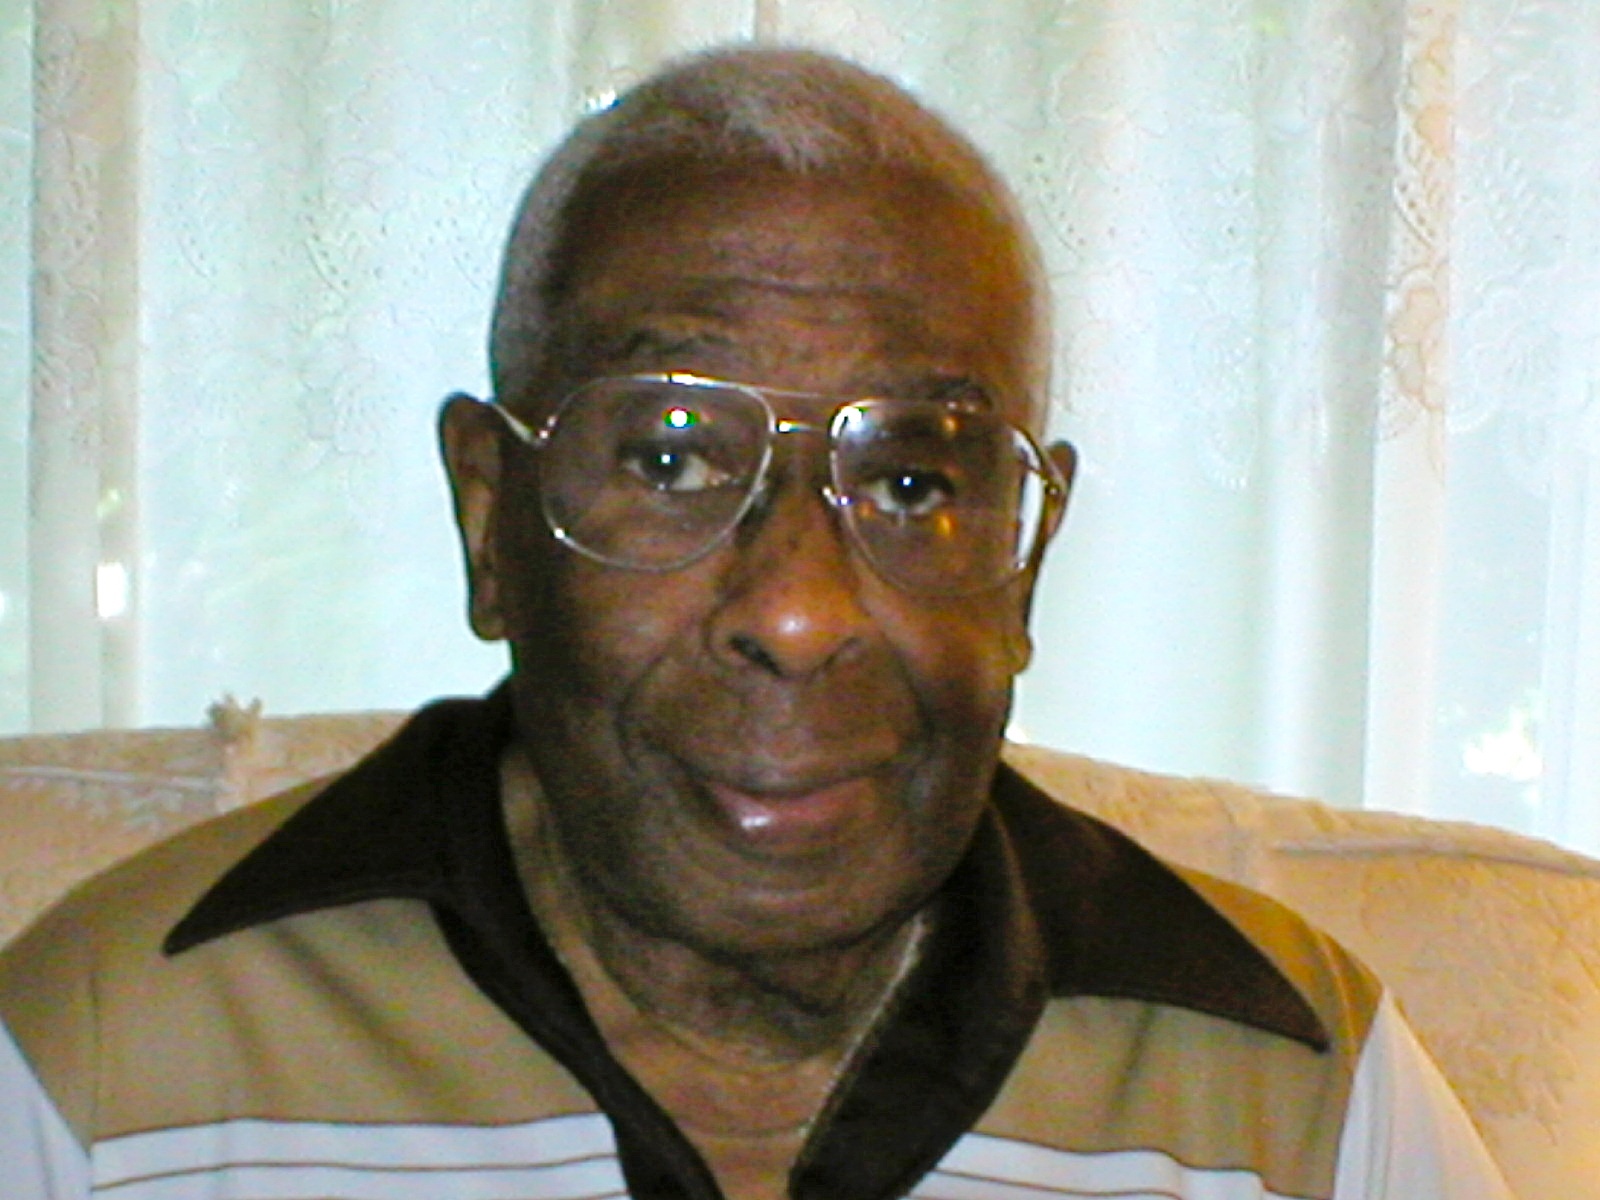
[617,440,733,492]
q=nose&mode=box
[707,472,875,681]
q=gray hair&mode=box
[489,44,1050,422]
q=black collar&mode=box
[167,686,1326,1200]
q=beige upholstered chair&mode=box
[4,705,1597,1198]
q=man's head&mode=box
[442,45,1073,972]
[488,45,1054,425]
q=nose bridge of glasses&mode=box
[739,419,851,543]
[752,413,838,495]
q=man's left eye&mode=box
[859,469,957,518]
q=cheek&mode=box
[514,552,712,705]
[885,599,1028,726]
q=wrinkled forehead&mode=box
[509,158,1048,429]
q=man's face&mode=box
[447,162,1062,963]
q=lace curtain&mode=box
[3,0,1597,852]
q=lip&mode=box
[703,774,880,853]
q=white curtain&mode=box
[3,0,1598,852]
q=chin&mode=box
[648,838,957,963]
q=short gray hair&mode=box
[489,44,1050,422]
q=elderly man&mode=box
[1,45,1508,1200]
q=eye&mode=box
[617,438,736,493]
[859,467,957,518]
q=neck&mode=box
[582,887,928,1064]
[501,749,932,1199]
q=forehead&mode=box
[539,162,1039,421]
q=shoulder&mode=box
[0,781,324,1137]
[1173,861,1385,1050]
[1,780,322,981]
[992,761,1382,1053]
[977,766,1392,1199]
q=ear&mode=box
[1003,439,1078,673]
[1045,441,1078,522]
[439,394,513,641]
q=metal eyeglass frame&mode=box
[482,371,1069,596]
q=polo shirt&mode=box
[0,689,1511,1198]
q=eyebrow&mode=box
[566,322,735,374]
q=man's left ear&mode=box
[1044,439,1077,519]
[1004,439,1078,673]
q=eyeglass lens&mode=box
[538,378,1049,594]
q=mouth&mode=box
[624,678,923,860]
[700,771,888,855]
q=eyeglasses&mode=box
[488,373,1067,596]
